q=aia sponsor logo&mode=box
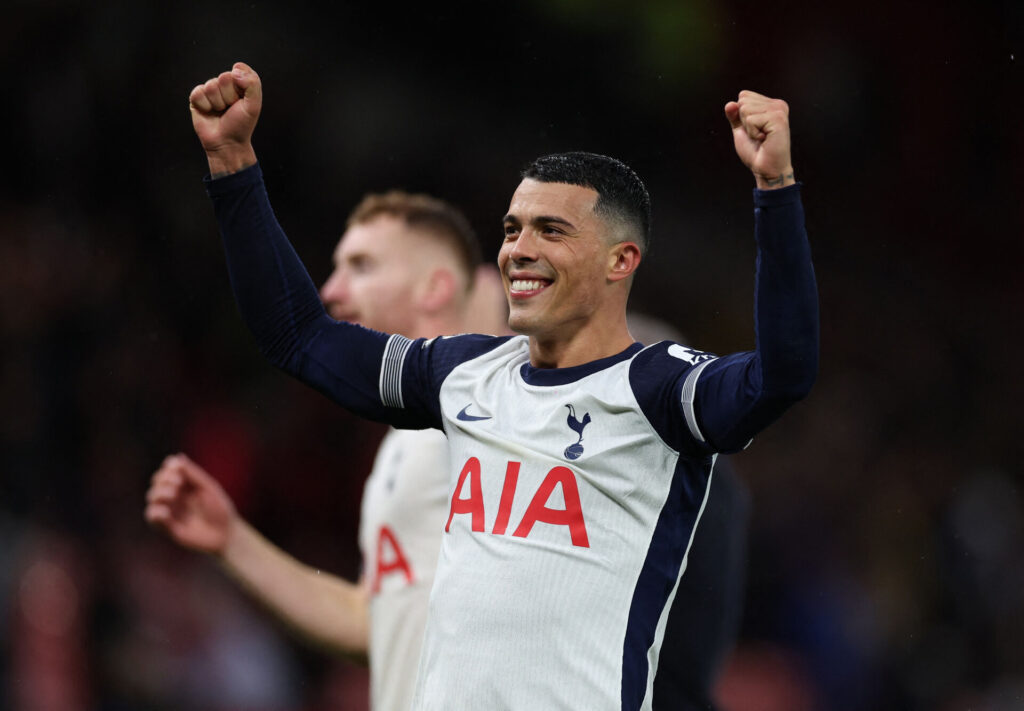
[370,525,414,594]
[446,457,590,548]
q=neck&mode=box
[527,322,634,369]
[408,311,466,341]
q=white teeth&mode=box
[511,279,545,291]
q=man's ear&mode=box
[608,242,641,283]
[419,267,458,313]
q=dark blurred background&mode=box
[1,1,1021,709]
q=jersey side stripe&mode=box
[680,358,715,442]
[621,456,716,710]
[380,334,413,408]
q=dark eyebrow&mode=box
[501,214,578,230]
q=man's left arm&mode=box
[689,92,819,452]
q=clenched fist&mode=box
[724,91,795,190]
[145,453,237,555]
[189,61,261,176]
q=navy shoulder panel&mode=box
[628,342,718,457]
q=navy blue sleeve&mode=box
[204,164,436,429]
[693,184,819,452]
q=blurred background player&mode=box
[145,190,501,711]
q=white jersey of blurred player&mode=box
[358,427,449,711]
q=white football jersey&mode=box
[380,334,722,711]
[358,428,451,711]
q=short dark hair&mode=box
[347,191,482,284]
[521,152,651,253]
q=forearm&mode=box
[218,518,369,657]
[205,165,392,417]
[206,163,326,368]
[751,183,819,400]
[695,184,818,450]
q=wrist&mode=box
[206,143,257,179]
[755,167,796,190]
[217,513,249,563]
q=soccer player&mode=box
[145,189,494,711]
[187,61,818,710]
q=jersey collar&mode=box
[519,342,645,386]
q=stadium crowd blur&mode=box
[2,1,1021,709]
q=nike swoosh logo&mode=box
[456,404,492,422]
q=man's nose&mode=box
[320,270,348,305]
[509,228,539,262]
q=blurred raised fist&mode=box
[145,452,237,555]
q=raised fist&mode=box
[189,61,261,174]
[724,91,795,189]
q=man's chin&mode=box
[507,312,541,336]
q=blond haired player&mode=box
[146,190,502,711]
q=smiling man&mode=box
[188,61,818,710]
[501,157,646,367]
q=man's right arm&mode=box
[205,165,396,419]
[145,454,369,658]
[190,63,437,427]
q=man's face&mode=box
[498,179,613,338]
[319,215,421,336]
